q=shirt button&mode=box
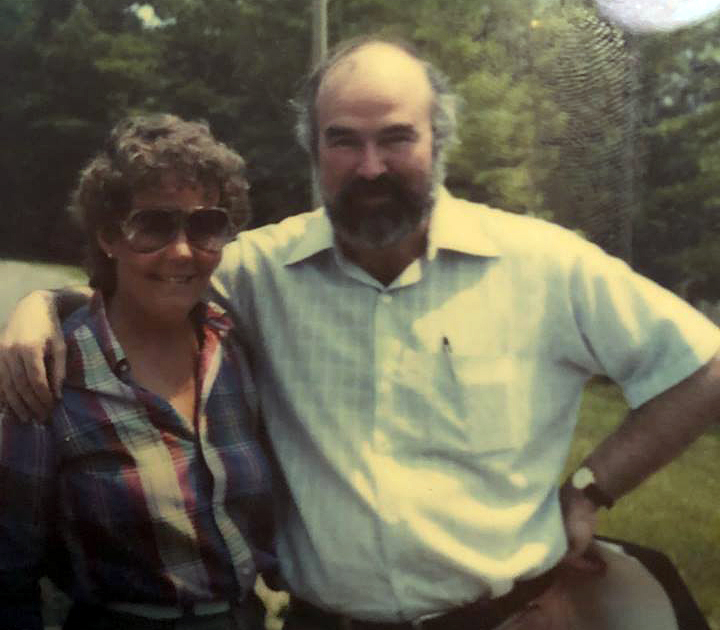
[380,294,392,304]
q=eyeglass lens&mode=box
[123,208,231,253]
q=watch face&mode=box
[573,467,595,489]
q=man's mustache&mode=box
[339,175,405,200]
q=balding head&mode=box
[316,43,433,123]
[294,36,458,167]
[305,38,450,254]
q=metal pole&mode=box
[312,0,328,64]
[311,0,328,208]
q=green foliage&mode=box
[151,0,313,223]
[526,4,640,259]
[633,16,720,293]
[0,0,316,263]
[2,0,720,301]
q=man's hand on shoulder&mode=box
[0,290,67,422]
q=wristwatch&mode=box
[571,466,614,509]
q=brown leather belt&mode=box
[290,567,558,630]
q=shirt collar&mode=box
[86,292,234,374]
[284,209,335,266]
[282,186,502,267]
[192,300,235,334]
[426,187,501,260]
[86,292,128,374]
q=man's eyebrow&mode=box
[323,124,419,139]
[324,125,357,139]
[379,124,418,136]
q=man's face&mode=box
[315,44,438,250]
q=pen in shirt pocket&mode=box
[441,335,458,383]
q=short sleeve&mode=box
[568,242,720,408]
[212,237,253,332]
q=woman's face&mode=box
[100,171,223,322]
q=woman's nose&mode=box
[165,229,194,257]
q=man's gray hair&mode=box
[293,36,459,166]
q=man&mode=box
[2,37,720,629]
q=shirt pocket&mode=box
[396,347,518,456]
[444,352,518,454]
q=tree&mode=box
[2,0,719,297]
[632,15,720,295]
[530,3,641,260]
[0,0,314,262]
[151,0,314,224]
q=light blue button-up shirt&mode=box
[213,188,720,621]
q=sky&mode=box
[129,3,175,29]
[595,0,720,32]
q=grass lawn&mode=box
[0,259,87,326]
[568,379,720,629]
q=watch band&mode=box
[581,482,615,509]
[571,466,614,509]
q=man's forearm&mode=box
[584,353,720,502]
[53,285,93,320]
[0,285,91,419]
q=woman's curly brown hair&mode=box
[69,113,250,296]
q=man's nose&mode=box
[356,143,387,179]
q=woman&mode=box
[0,114,274,630]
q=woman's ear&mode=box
[97,230,115,259]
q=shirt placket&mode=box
[372,288,417,617]
[195,324,256,591]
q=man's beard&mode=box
[324,171,437,250]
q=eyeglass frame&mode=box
[119,206,236,254]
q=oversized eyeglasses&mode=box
[121,207,234,253]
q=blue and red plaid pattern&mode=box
[0,292,274,629]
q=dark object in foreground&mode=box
[597,537,710,630]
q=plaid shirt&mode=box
[0,293,274,630]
